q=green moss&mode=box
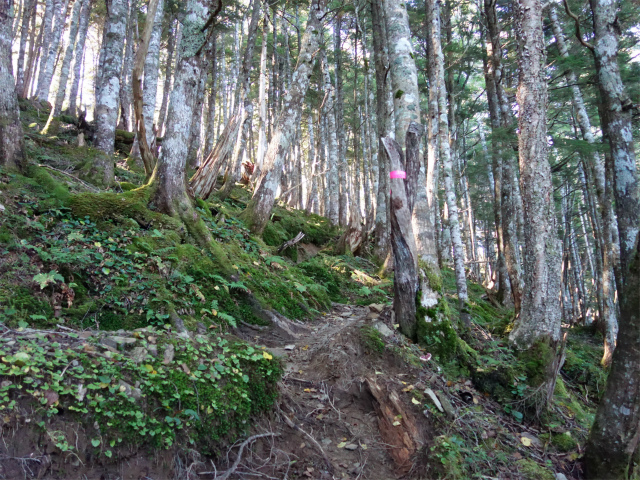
[551,432,578,452]
[360,325,385,354]
[27,166,71,206]
[419,259,443,293]
[518,339,555,388]
[515,459,555,480]
[119,181,138,192]
[69,188,182,231]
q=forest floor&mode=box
[0,101,608,479]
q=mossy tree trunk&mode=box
[0,0,26,171]
[510,0,562,409]
[147,0,220,250]
[584,233,640,479]
[240,0,325,234]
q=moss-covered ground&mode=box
[0,101,614,478]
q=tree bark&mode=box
[510,0,562,407]
[148,0,214,227]
[0,0,26,170]
[589,0,639,285]
[43,0,83,129]
[584,232,640,479]
[67,0,91,116]
[240,0,325,234]
[371,0,391,263]
[431,0,468,322]
[550,7,618,365]
[35,0,64,101]
[14,0,34,97]
[132,0,160,179]
[93,0,128,184]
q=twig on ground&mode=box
[199,433,277,479]
[37,164,101,192]
[276,404,334,473]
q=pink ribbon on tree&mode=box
[389,170,406,179]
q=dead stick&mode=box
[199,433,277,479]
[276,405,334,472]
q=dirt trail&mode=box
[228,303,433,480]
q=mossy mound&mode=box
[0,329,282,459]
[516,459,555,480]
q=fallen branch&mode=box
[276,404,334,473]
[37,164,101,192]
[198,433,277,479]
[277,231,305,254]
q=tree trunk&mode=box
[384,129,422,340]
[431,0,468,322]
[256,16,268,176]
[219,0,261,196]
[550,7,618,364]
[148,0,214,230]
[371,0,391,264]
[510,0,562,407]
[132,0,160,179]
[157,19,178,138]
[584,232,640,479]
[35,0,63,101]
[21,0,38,98]
[320,47,340,225]
[589,0,639,283]
[334,16,348,227]
[67,0,91,116]
[203,36,218,157]
[118,0,136,131]
[14,0,34,97]
[0,0,26,170]
[43,0,83,130]
[93,0,128,184]
[240,0,325,234]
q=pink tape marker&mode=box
[389,170,406,179]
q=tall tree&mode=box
[584,234,640,478]
[429,0,469,323]
[148,0,219,235]
[67,0,91,116]
[588,0,639,282]
[240,0,326,234]
[93,0,128,185]
[43,0,84,131]
[509,0,562,407]
[0,0,26,170]
[14,0,34,96]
